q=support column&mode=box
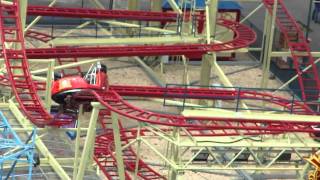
[169,128,181,180]
[72,105,83,180]
[111,112,126,180]
[44,59,54,111]
[182,56,189,85]
[261,0,278,89]
[76,103,100,180]
[207,0,218,39]
[134,122,142,180]
[200,0,218,87]
[19,0,28,31]
[200,54,213,87]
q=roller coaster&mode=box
[0,0,319,179]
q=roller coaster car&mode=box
[52,63,108,105]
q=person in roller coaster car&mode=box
[57,63,109,113]
[96,63,109,91]
[313,0,320,23]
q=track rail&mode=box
[27,6,178,22]
[0,29,51,90]
[25,19,256,59]
[95,110,166,180]
[108,85,314,115]
[73,90,320,133]
[25,30,52,43]
[57,57,82,77]
[263,0,320,102]
[0,1,71,127]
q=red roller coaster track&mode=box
[95,110,166,180]
[72,90,318,132]
[0,0,318,129]
[263,0,320,102]
[27,6,178,22]
[0,1,319,179]
[0,1,71,126]
[24,19,256,59]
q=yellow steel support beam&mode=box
[51,36,202,46]
[8,100,71,180]
[200,54,213,87]
[167,0,183,14]
[76,102,100,180]
[261,0,277,89]
[12,127,89,132]
[200,0,218,88]
[98,20,176,34]
[208,0,218,40]
[73,105,82,180]
[111,112,126,180]
[25,0,58,33]
[44,59,54,111]
[19,0,28,31]
[31,75,47,82]
[43,21,92,46]
[182,109,320,122]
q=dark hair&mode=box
[100,64,107,73]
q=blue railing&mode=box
[0,111,36,180]
[163,84,319,114]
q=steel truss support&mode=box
[8,100,71,180]
[141,125,320,173]
[91,99,320,179]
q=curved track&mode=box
[0,1,257,127]
[109,85,313,114]
[24,19,256,59]
[95,110,166,180]
[263,0,320,102]
[27,6,178,22]
[72,89,319,133]
[0,1,71,126]
[0,1,318,179]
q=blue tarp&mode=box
[162,0,241,10]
